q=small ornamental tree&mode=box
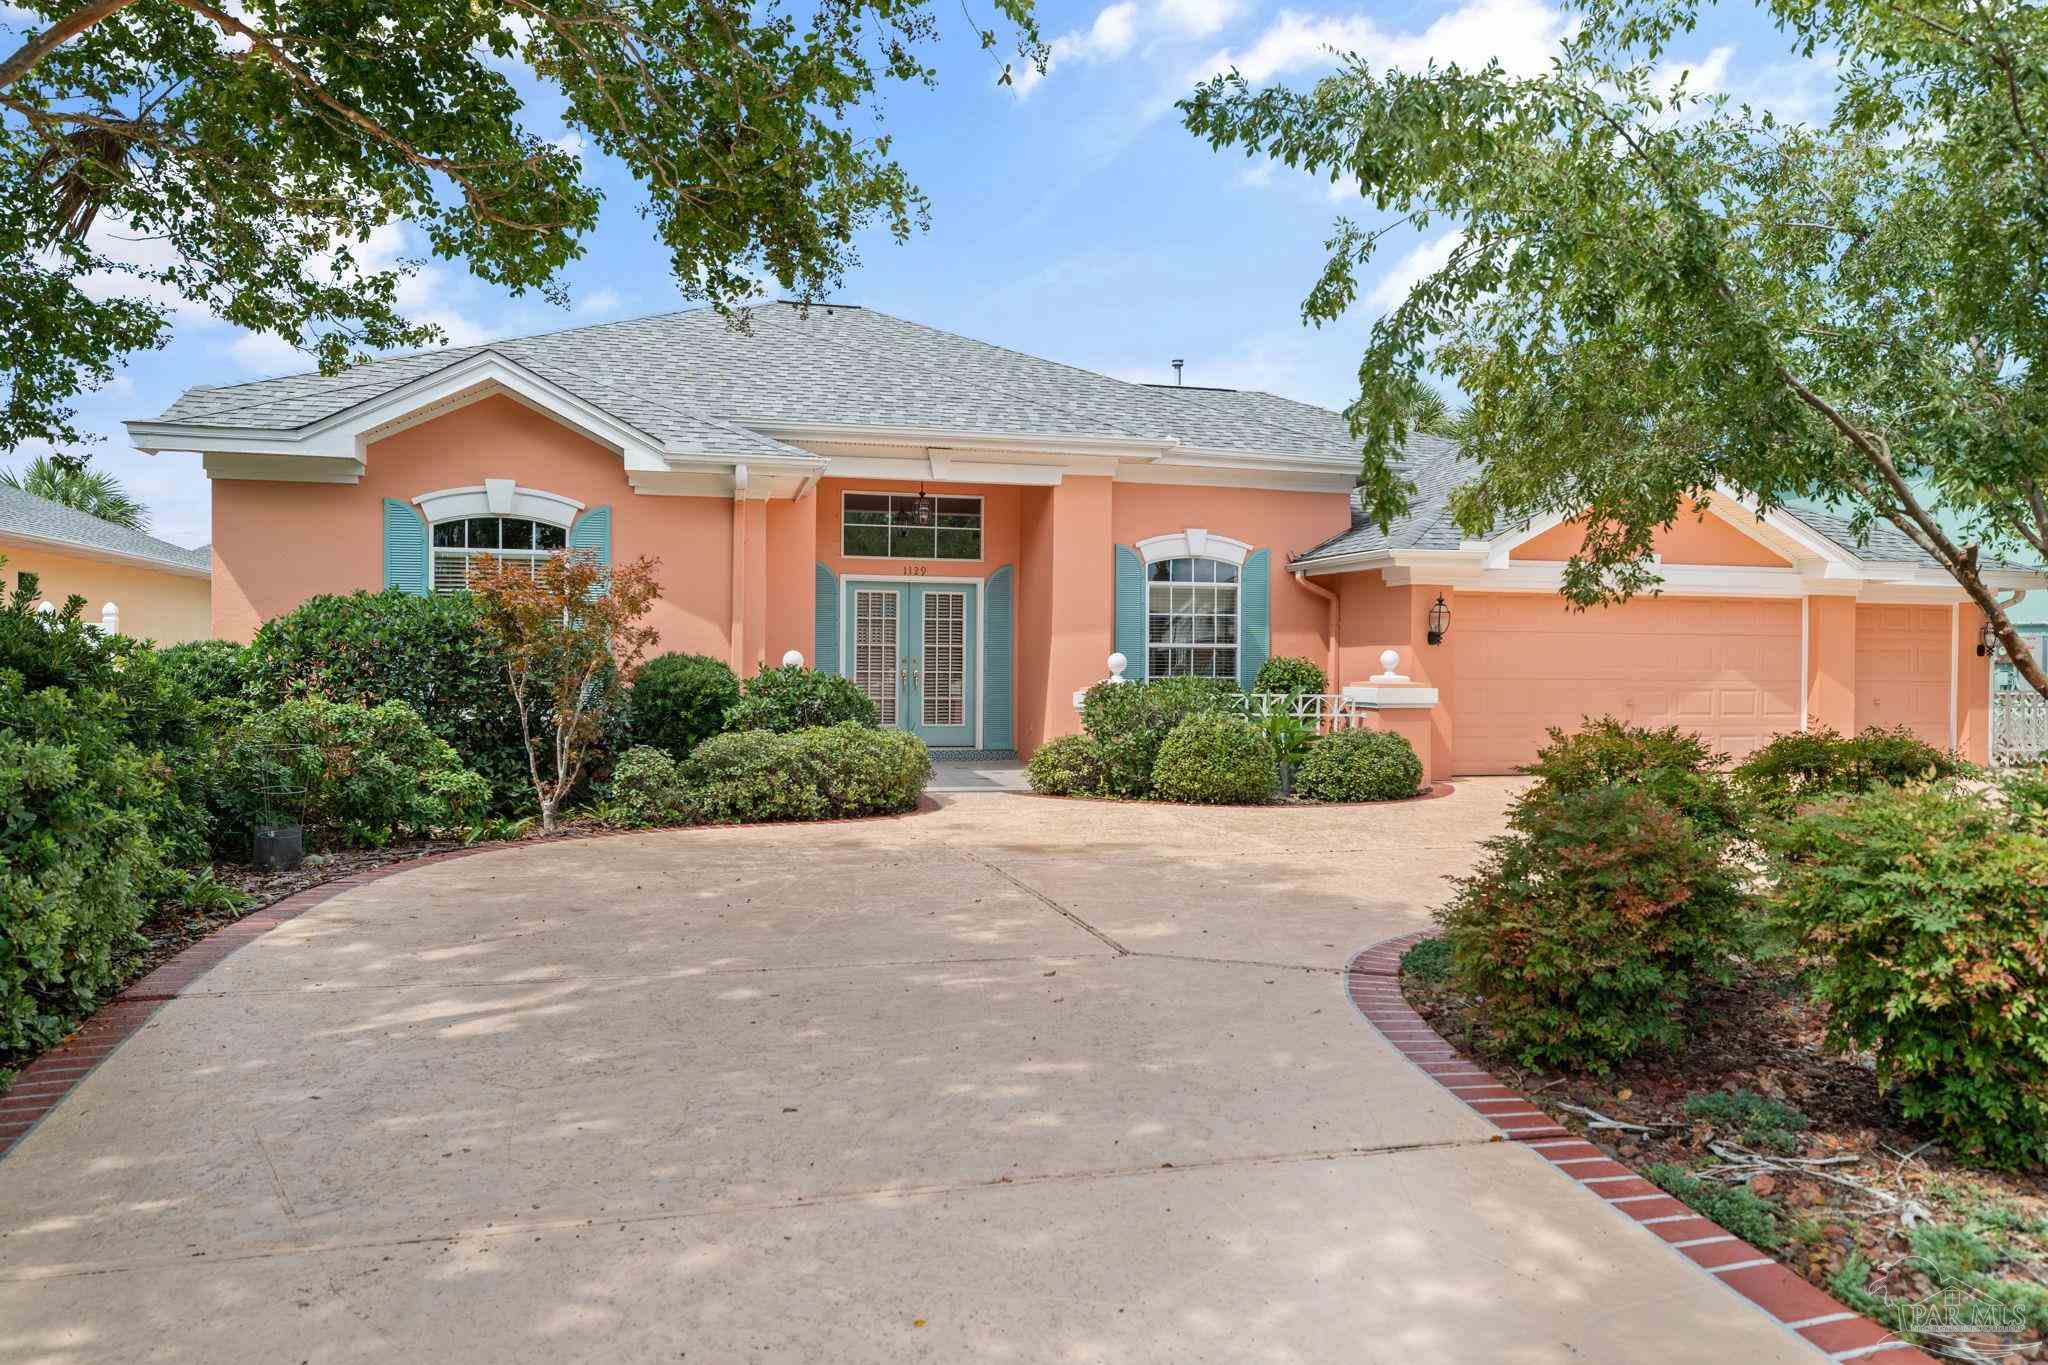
[468,552,660,832]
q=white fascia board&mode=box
[200,451,363,483]
[1117,462,1357,494]
[740,420,1176,460]
[0,527,210,578]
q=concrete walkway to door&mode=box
[0,783,1824,1363]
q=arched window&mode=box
[411,483,582,593]
[430,516,567,593]
[1147,556,1239,679]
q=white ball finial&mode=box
[1107,651,1129,682]
[100,602,119,634]
[1380,648,1400,674]
[781,649,805,669]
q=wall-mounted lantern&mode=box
[1426,594,1451,646]
[1979,619,1998,658]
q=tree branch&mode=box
[0,0,138,92]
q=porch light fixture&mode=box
[1980,619,1998,658]
[1426,594,1451,646]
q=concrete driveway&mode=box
[0,783,1818,1363]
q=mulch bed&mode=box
[1406,961,2048,1363]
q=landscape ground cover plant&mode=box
[1400,715,2048,1357]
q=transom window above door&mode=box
[1148,556,1239,679]
[431,516,567,593]
[843,493,982,560]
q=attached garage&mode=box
[1449,594,1805,776]
[1855,604,1952,749]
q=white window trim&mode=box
[1137,528,1251,567]
[412,480,584,527]
[839,490,985,562]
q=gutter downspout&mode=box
[1294,570,1340,688]
[730,464,749,671]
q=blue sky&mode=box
[3,0,1828,550]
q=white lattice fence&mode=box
[1228,691,1371,734]
[1993,691,2048,767]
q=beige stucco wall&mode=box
[0,538,211,644]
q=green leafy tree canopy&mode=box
[1183,0,2048,695]
[0,0,1042,448]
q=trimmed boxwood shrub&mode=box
[1295,728,1423,801]
[723,664,878,733]
[209,698,491,849]
[156,639,250,703]
[1253,655,1327,697]
[0,669,166,1052]
[1080,675,1237,797]
[606,745,691,825]
[1437,784,1749,1072]
[244,589,533,808]
[687,723,930,823]
[1734,724,1964,820]
[1150,711,1277,805]
[1026,734,1110,796]
[628,652,740,759]
[1525,716,1743,838]
[1766,784,2048,1170]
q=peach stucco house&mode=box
[128,303,2043,782]
[0,484,212,644]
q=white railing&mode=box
[1993,691,2048,767]
[1227,691,1370,733]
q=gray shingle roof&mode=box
[0,484,210,574]
[142,304,1368,463]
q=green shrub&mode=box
[1400,937,1453,983]
[628,652,740,759]
[1766,784,2048,1170]
[1026,734,1110,796]
[1683,1089,1811,1153]
[1646,1164,1785,1249]
[1080,675,1236,797]
[2002,765,2048,835]
[0,670,164,1053]
[1296,728,1423,801]
[605,745,692,825]
[723,664,878,733]
[1437,784,1748,1072]
[210,698,490,850]
[1253,655,1327,696]
[1525,717,1742,837]
[155,639,249,703]
[1734,724,1964,820]
[687,724,929,823]
[1150,711,1277,805]
[244,590,534,808]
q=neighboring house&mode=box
[0,484,211,644]
[127,303,2044,778]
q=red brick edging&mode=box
[0,797,942,1163]
[1347,932,1936,1364]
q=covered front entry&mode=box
[1450,594,1804,775]
[844,579,980,747]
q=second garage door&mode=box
[1451,594,1805,776]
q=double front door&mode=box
[848,581,977,747]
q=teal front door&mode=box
[845,581,978,748]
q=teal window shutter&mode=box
[984,565,1014,748]
[567,505,612,596]
[1114,544,1145,679]
[1238,548,1271,689]
[814,563,839,672]
[382,499,429,595]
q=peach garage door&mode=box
[1451,594,1804,775]
[1855,604,1952,748]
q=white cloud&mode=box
[576,286,624,318]
[1366,229,1465,312]
[1013,2,1139,96]
[1155,0,1243,40]
[1663,44,1734,98]
[1199,0,1569,86]
[550,131,586,159]
[228,331,306,375]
